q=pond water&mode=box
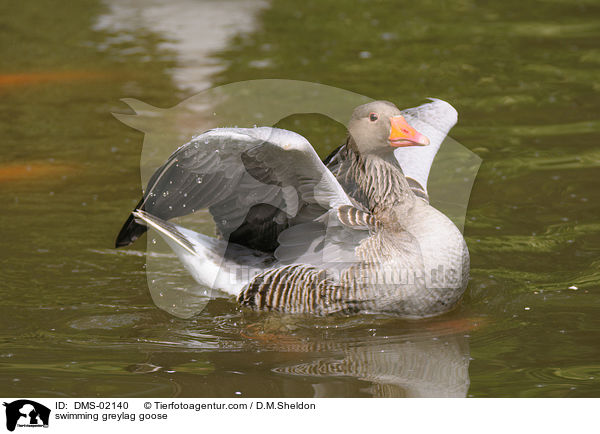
[1,0,599,397]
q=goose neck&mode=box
[345,139,415,216]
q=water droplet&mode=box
[152,238,157,245]
[183,193,188,198]
[168,206,173,211]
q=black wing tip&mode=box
[114,198,147,248]
[115,221,147,248]
[115,222,147,247]
[114,208,147,248]
[114,234,135,248]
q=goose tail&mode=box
[132,210,273,296]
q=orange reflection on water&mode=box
[0,162,80,183]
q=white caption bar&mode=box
[1,398,597,434]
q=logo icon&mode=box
[3,400,50,432]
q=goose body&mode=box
[117,100,469,317]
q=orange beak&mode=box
[388,116,430,147]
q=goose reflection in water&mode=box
[243,317,472,398]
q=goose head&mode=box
[348,101,429,156]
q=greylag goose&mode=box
[116,99,457,251]
[117,101,469,316]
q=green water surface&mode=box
[1,0,599,397]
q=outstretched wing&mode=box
[116,127,355,249]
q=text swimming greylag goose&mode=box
[116,100,468,316]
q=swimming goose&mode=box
[118,101,468,316]
[116,99,457,251]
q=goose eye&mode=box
[369,113,378,122]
